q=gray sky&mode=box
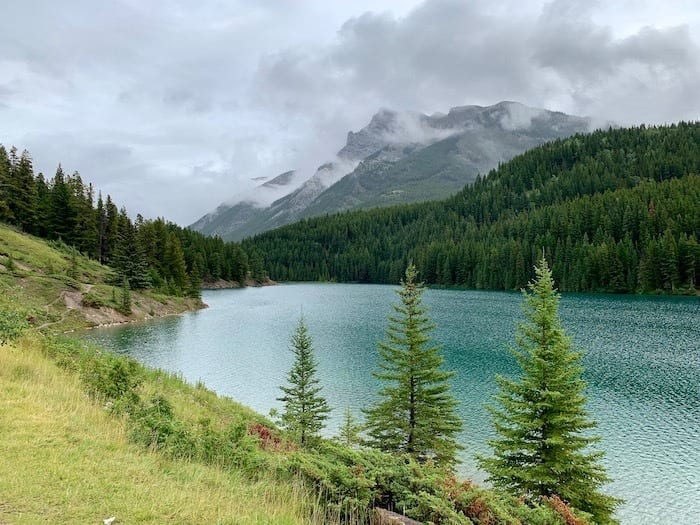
[1,0,699,225]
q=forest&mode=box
[0,145,261,295]
[244,123,700,294]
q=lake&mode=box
[84,284,700,525]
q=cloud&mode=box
[498,104,547,131]
[527,0,700,123]
[256,0,700,126]
[0,0,698,224]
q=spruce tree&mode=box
[364,264,462,469]
[120,275,131,314]
[7,150,37,232]
[479,257,619,523]
[336,407,362,448]
[277,317,330,446]
[0,145,12,223]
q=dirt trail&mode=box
[36,287,86,330]
[34,282,202,332]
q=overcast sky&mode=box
[2,0,699,225]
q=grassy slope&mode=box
[0,224,201,332]
[0,225,314,524]
[0,337,312,524]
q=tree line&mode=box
[277,261,619,523]
[0,145,260,295]
[245,123,700,294]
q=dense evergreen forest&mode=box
[0,145,260,295]
[245,123,700,293]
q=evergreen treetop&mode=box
[277,317,330,446]
[365,264,462,469]
[479,257,620,524]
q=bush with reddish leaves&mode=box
[542,495,590,525]
[247,421,294,452]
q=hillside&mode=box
[0,219,583,524]
[0,225,311,523]
[243,123,700,294]
[0,224,203,331]
[0,339,313,524]
[191,101,591,241]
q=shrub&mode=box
[81,291,106,308]
[0,308,29,344]
[130,395,183,451]
[80,352,142,407]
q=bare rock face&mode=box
[339,108,402,161]
[190,101,593,241]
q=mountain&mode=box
[242,122,700,294]
[191,101,592,241]
[303,103,593,216]
[189,170,298,238]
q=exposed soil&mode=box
[202,278,276,290]
[37,284,205,332]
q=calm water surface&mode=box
[84,284,700,525]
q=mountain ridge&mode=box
[191,101,592,241]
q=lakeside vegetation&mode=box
[0,144,262,299]
[1,224,605,523]
[244,123,699,295]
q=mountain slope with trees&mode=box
[244,123,700,294]
[192,101,591,241]
[0,145,259,298]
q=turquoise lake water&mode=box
[84,284,700,524]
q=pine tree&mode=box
[120,275,131,314]
[277,317,330,446]
[112,208,150,289]
[187,261,202,298]
[164,231,188,294]
[364,264,462,469]
[49,165,77,241]
[336,407,362,448]
[479,257,620,523]
[0,146,14,223]
[7,149,37,232]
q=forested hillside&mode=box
[0,146,260,295]
[245,123,700,293]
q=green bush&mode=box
[130,395,183,450]
[0,308,28,344]
[81,291,106,308]
[80,352,142,406]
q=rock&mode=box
[371,508,423,525]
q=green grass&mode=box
[0,337,315,524]
[0,225,107,282]
[0,226,327,523]
[0,224,202,332]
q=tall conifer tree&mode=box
[365,264,462,469]
[0,145,12,222]
[277,317,330,446]
[7,150,37,232]
[479,257,619,523]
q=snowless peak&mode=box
[262,170,296,188]
[190,100,592,241]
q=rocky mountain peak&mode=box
[262,170,296,188]
[190,101,592,241]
